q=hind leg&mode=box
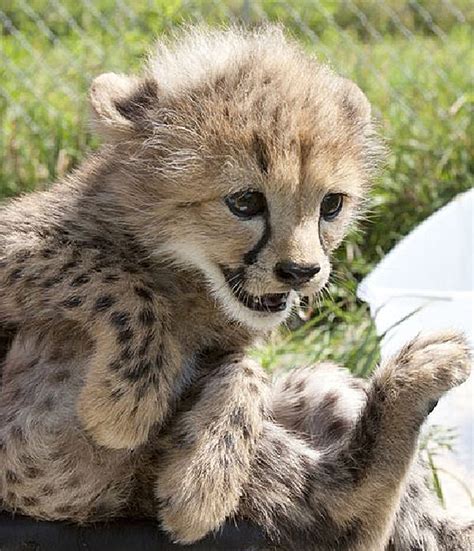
[269,355,473,550]
[0,326,134,521]
[271,361,367,449]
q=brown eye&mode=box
[225,190,267,219]
[321,193,344,221]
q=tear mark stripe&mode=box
[243,212,271,266]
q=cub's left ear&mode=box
[88,72,158,140]
[340,78,372,124]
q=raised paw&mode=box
[383,331,471,407]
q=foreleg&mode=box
[155,353,269,543]
[0,245,181,449]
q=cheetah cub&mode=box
[0,27,472,550]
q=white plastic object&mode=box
[358,189,473,513]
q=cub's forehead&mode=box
[114,27,381,201]
[153,37,370,191]
[191,77,368,201]
[166,50,350,143]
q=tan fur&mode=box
[0,26,471,550]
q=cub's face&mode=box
[90,29,381,331]
[163,141,367,331]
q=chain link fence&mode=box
[1,0,472,199]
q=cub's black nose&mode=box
[274,261,321,287]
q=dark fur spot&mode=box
[157,496,172,510]
[117,328,134,344]
[22,496,40,507]
[174,426,197,449]
[61,260,78,271]
[15,250,32,263]
[93,260,113,272]
[41,275,63,288]
[407,482,420,500]
[94,295,116,312]
[41,247,56,258]
[70,273,91,287]
[327,418,350,438]
[39,395,55,412]
[254,133,269,174]
[109,360,123,372]
[155,342,165,366]
[138,308,156,326]
[110,311,131,328]
[123,360,152,382]
[6,470,19,484]
[49,370,70,384]
[102,273,120,283]
[11,387,23,402]
[223,433,235,452]
[242,364,256,377]
[120,346,134,361]
[62,296,83,309]
[124,265,139,275]
[55,504,74,514]
[10,425,25,442]
[41,484,54,496]
[320,392,339,411]
[293,396,306,414]
[110,387,126,400]
[230,406,246,428]
[134,286,154,301]
[294,379,306,393]
[8,268,23,282]
[137,332,154,357]
[248,382,260,395]
[24,466,43,479]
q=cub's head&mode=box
[89,26,383,331]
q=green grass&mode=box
[1,1,473,377]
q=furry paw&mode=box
[384,331,471,407]
[156,451,242,543]
[157,495,227,544]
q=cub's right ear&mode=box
[88,72,158,140]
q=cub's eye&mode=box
[320,193,344,221]
[225,190,267,219]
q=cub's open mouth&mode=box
[232,289,289,313]
[222,266,289,313]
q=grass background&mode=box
[1,0,473,499]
